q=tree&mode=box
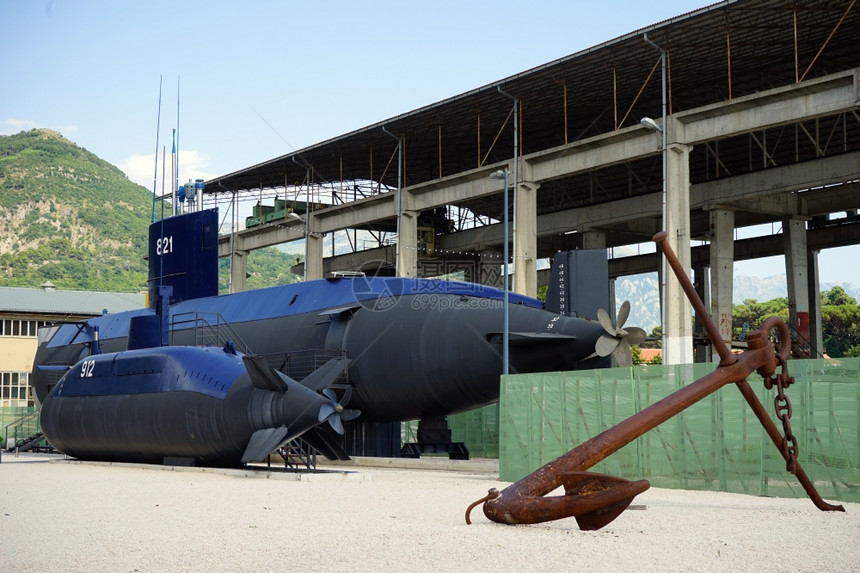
[821,285,856,306]
[821,304,860,357]
[631,344,643,365]
[732,291,860,358]
[732,298,789,339]
[639,325,662,349]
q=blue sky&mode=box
[1,0,857,285]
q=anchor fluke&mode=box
[562,472,651,531]
[474,471,650,529]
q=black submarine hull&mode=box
[40,346,335,467]
[34,288,606,422]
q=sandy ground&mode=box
[1,452,857,573]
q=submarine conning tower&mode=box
[147,209,219,310]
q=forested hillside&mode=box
[0,129,300,292]
[0,129,151,290]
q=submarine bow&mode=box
[40,345,353,467]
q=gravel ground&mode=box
[1,453,857,572]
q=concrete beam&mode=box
[694,151,860,211]
[436,153,859,254]
[605,221,860,277]
[409,166,511,210]
[313,194,395,234]
[676,69,859,144]
[526,123,662,182]
[218,223,305,257]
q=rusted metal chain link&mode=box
[768,354,799,473]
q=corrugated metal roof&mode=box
[204,0,860,219]
[0,286,145,316]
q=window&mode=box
[0,318,46,337]
[0,371,31,407]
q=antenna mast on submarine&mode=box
[150,76,163,223]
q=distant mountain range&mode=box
[617,273,860,332]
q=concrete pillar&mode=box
[807,249,824,358]
[662,119,694,365]
[397,206,419,280]
[477,250,504,288]
[693,264,711,363]
[582,230,607,249]
[709,208,735,360]
[230,248,247,293]
[305,213,324,281]
[395,188,418,278]
[784,217,810,356]
[513,180,539,298]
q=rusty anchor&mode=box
[466,231,845,529]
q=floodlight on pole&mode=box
[640,116,662,133]
[489,168,510,376]
[496,86,518,294]
[644,31,671,362]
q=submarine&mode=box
[32,208,644,464]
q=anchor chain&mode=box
[763,353,798,473]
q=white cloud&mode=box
[118,149,215,191]
[117,154,155,188]
[1,119,79,136]
[1,119,38,134]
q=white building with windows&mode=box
[0,282,144,408]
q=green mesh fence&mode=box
[402,404,500,458]
[449,404,499,458]
[498,358,860,503]
[1,406,38,448]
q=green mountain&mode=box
[0,128,301,292]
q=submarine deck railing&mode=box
[169,312,252,354]
[258,348,351,386]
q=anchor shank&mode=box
[654,231,734,365]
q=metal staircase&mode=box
[274,439,318,470]
[4,410,54,453]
